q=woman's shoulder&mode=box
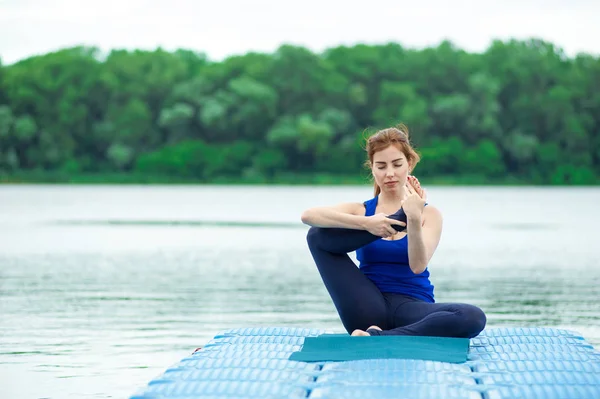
[423,203,440,212]
[363,196,378,206]
[362,196,379,216]
[423,204,443,222]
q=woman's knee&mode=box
[460,304,487,338]
[307,226,328,250]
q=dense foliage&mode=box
[1,39,599,184]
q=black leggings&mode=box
[306,226,486,338]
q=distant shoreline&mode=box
[1,172,597,186]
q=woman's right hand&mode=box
[363,213,406,238]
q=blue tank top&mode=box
[355,196,435,303]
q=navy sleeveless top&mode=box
[355,196,435,303]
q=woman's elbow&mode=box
[300,209,314,225]
[410,263,428,275]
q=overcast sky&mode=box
[1,0,599,64]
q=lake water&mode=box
[0,185,599,399]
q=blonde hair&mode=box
[363,124,421,196]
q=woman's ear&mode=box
[408,159,416,174]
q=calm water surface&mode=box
[0,185,599,398]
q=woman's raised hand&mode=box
[402,175,427,219]
[407,175,425,198]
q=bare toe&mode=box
[367,325,382,331]
[351,329,371,337]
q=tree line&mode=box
[0,39,598,184]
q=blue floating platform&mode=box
[130,327,600,399]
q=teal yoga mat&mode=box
[288,334,470,363]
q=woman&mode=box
[301,125,486,337]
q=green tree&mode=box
[1,39,598,185]
[373,82,431,144]
[0,58,7,106]
[265,45,348,116]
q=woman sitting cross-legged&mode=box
[301,124,486,338]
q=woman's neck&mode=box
[378,189,405,208]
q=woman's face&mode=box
[372,145,410,194]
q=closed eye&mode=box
[378,164,402,170]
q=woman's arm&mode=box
[300,202,367,229]
[407,205,443,274]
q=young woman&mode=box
[301,125,486,337]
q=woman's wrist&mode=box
[355,215,370,230]
[406,213,422,227]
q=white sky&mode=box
[1,0,599,65]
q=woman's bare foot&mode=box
[351,325,382,336]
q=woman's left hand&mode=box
[402,176,427,219]
[407,175,424,197]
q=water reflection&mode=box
[0,185,599,399]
